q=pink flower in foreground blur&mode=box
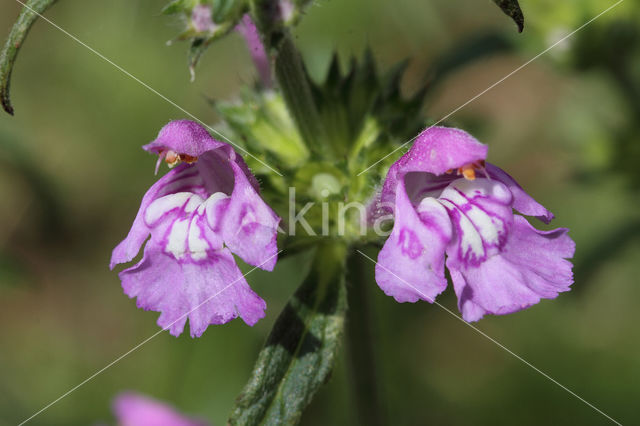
[374,127,575,321]
[113,392,208,426]
[111,120,280,337]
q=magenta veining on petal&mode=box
[111,120,280,337]
[375,126,575,322]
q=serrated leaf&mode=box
[372,57,427,141]
[229,242,347,425]
[325,53,342,90]
[0,0,58,115]
[492,0,524,32]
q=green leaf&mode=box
[215,89,309,168]
[492,0,524,32]
[0,0,58,115]
[229,242,348,425]
[306,50,381,156]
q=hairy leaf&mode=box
[492,0,524,32]
[1,0,58,115]
[229,242,347,425]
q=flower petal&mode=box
[220,161,280,271]
[120,242,266,337]
[113,392,209,426]
[110,164,196,269]
[381,126,488,207]
[486,163,554,223]
[191,5,215,33]
[113,121,279,337]
[375,181,452,303]
[111,149,239,269]
[448,215,575,322]
[143,120,228,158]
[439,178,514,267]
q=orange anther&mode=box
[460,164,476,181]
[180,154,198,164]
[164,150,180,167]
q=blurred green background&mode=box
[1,0,639,424]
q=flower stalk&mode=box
[273,33,328,157]
[346,248,386,426]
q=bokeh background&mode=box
[1,0,639,424]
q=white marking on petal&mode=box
[188,221,209,260]
[465,203,503,246]
[166,218,190,259]
[184,193,205,213]
[449,178,511,204]
[416,197,446,215]
[438,178,512,264]
[145,192,193,226]
[440,199,485,260]
[146,186,228,262]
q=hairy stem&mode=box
[274,34,328,157]
[346,249,385,426]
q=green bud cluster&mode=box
[213,49,428,246]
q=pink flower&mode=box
[374,127,575,321]
[191,5,215,33]
[111,120,280,337]
[113,392,208,426]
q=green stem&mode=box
[273,34,327,156]
[249,0,328,156]
[346,249,385,426]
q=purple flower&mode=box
[111,120,280,337]
[374,127,575,321]
[113,392,209,426]
[236,15,272,87]
[191,5,215,33]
